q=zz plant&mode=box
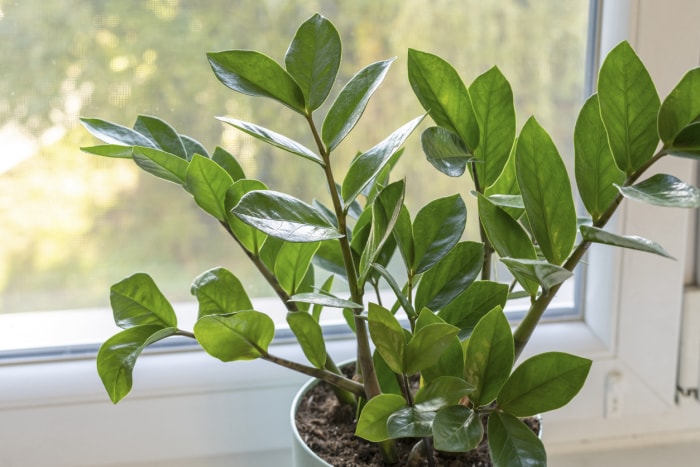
[81,14,700,466]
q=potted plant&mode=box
[80,13,700,466]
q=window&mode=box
[0,0,593,354]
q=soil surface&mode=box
[295,374,540,466]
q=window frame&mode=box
[2,1,700,465]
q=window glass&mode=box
[0,1,592,349]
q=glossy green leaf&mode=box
[194,310,275,361]
[421,337,464,383]
[216,117,323,166]
[355,394,407,442]
[373,351,402,395]
[420,126,472,177]
[187,154,234,221]
[392,206,414,272]
[225,179,268,254]
[668,122,700,158]
[464,307,513,407]
[500,258,573,295]
[659,68,700,144]
[498,352,592,417]
[407,49,479,150]
[110,273,177,329]
[405,320,460,374]
[81,144,133,158]
[322,58,395,151]
[312,240,347,278]
[284,13,340,111]
[438,281,509,338]
[359,180,405,280]
[371,263,417,319]
[617,173,700,208]
[598,41,660,174]
[575,94,626,222]
[80,117,156,148]
[478,194,536,261]
[414,376,474,411]
[97,325,177,403]
[134,115,187,159]
[259,235,284,271]
[341,115,424,205]
[181,134,209,159]
[130,146,189,185]
[415,241,484,312]
[287,311,327,369]
[387,407,435,439]
[470,66,516,187]
[207,50,305,114]
[232,190,343,242]
[289,292,361,310]
[191,267,253,319]
[212,146,246,182]
[413,194,466,274]
[368,303,407,374]
[275,241,321,295]
[433,405,483,453]
[581,225,673,259]
[516,117,577,265]
[488,412,546,467]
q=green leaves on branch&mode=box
[110,273,177,329]
[195,310,275,362]
[617,174,700,208]
[581,225,673,259]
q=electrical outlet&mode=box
[604,371,624,418]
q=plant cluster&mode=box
[81,14,700,466]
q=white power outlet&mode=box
[604,371,624,418]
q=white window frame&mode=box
[2,1,700,465]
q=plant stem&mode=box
[512,150,667,359]
[471,161,493,281]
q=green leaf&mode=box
[359,180,405,280]
[463,307,513,407]
[212,146,246,182]
[81,144,133,158]
[433,405,484,453]
[134,115,187,159]
[131,146,189,185]
[438,281,509,338]
[284,13,341,112]
[80,117,156,148]
[659,68,700,144]
[387,407,435,439]
[516,117,577,265]
[574,94,626,222]
[413,194,466,274]
[414,376,474,411]
[370,263,417,319]
[580,225,673,259]
[191,267,253,319]
[341,115,424,205]
[110,273,177,329]
[368,303,407,374]
[194,310,275,361]
[187,154,234,221]
[216,117,323,166]
[405,320,460,374]
[407,49,479,150]
[355,394,407,442]
[232,190,343,242]
[617,173,700,208]
[97,325,178,403]
[312,240,347,279]
[374,351,403,395]
[500,258,573,295]
[498,352,592,417]
[322,58,395,152]
[289,292,361,310]
[287,311,327,369]
[207,50,306,114]
[420,126,472,177]
[181,134,209,159]
[274,241,321,295]
[668,122,700,158]
[311,275,335,321]
[392,206,414,272]
[470,66,516,187]
[488,412,546,467]
[598,41,660,175]
[478,194,536,261]
[415,241,484,312]
[225,179,268,254]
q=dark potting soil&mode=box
[295,376,541,467]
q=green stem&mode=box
[512,150,667,359]
[471,161,493,281]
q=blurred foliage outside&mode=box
[0,0,590,314]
